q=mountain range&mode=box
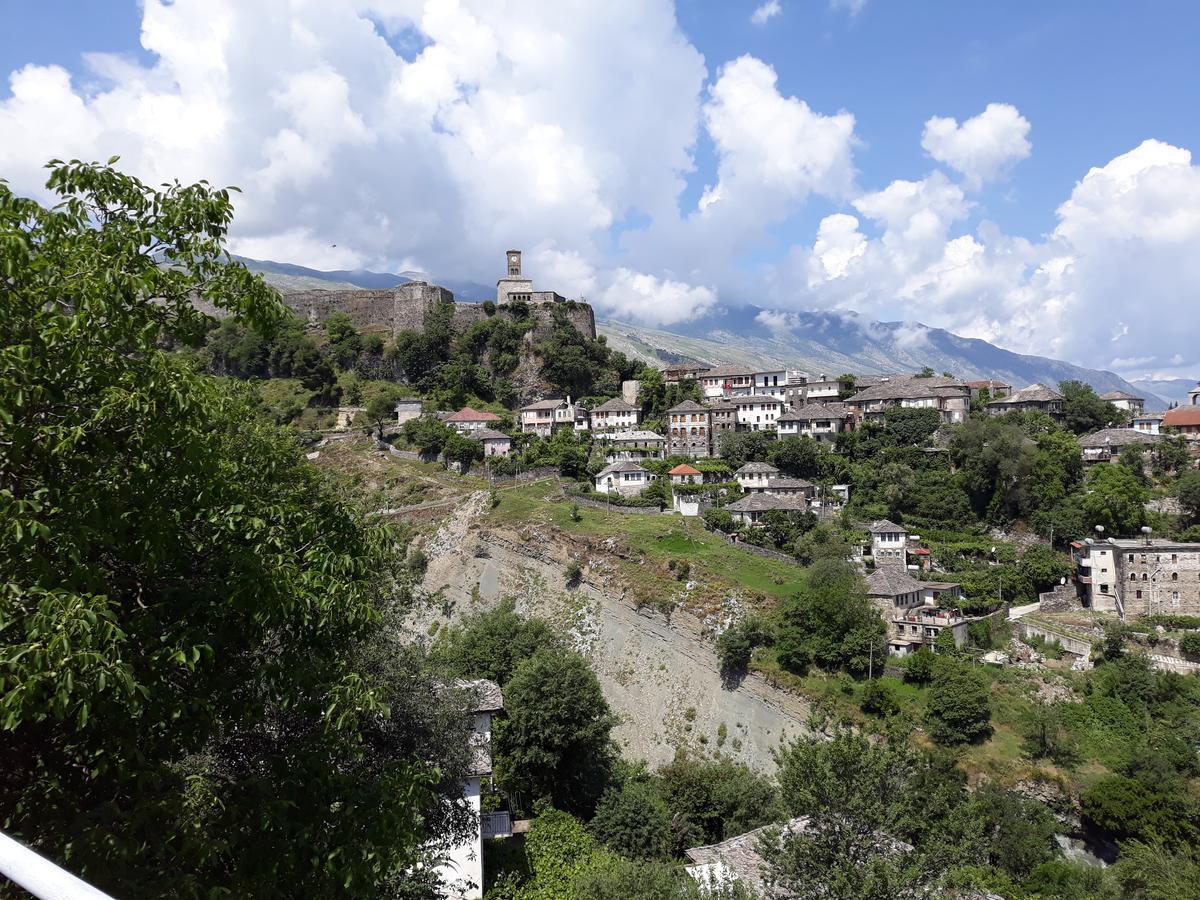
[236,257,1173,408]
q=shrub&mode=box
[1178,632,1200,658]
[716,626,753,675]
[565,560,583,585]
[902,649,936,684]
[860,679,899,717]
[589,780,672,860]
[926,659,992,744]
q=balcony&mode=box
[481,811,512,839]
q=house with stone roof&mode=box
[700,364,755,399]
[470,428,512,457]
[599,430,666,463]
[394,397,425,425]
[966,379,1011,400]
[1131,410,1166,435]
[518,397,585,436]
[865,570,970,655]
[734,461,779,492]
[594,460,651,496]
[1079,427,1163,464]
[987,383,1065,418]
[666,400,713,458]
[1099,390,1145,414]
[843,375,970,425]
[446,406,503,434]
[661,362,712,383]
[725,493,811,526]
[589,397,640,432]
[776,402,851,442]
[1163,405,1200,442]
[864,519,909,569]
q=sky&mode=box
[2,1,1199,379]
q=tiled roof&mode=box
[777,402,850,422]
[865,568,924,597]
[1164,407,1200,427]
[1099,390,1143,401]
[725,494,809,512]
[866,518,905,533]
[668,464,702,475]
[596,461,648,477]
[472,428,511,442]
[454,678,504,712]
[603,430,666,442]
[667,400,710,414]
[989,383,1064,405]
[593,397,639,413]
[446,406,501,423]
[1079,427,1163,448]
[846,375,967,403]
[520,398,566,411]
[704,364,755,378]
[735,462,780,474]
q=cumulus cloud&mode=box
[921,102,1031,189]
[750,1,782,26]
[599,269,718,326]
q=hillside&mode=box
[238,256,1168,406]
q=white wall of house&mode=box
[596,471,648,496]
[673,493,709,517]
[435,776,484,899]
[734,399,782,431]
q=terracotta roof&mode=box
[865,568,923,597]
[1079,427,1163,448]
[735,462,780,474]
[989,383,1064,405]
[668,464,702,475]
[592,397,639,413]
[520,398,566,411]
[1099,390,1143,401]
[446,406,501,423]
[667,400,710,414]
[1164,407,1200,427]
[726,494,810,512]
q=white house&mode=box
[600,430,666,463]
[395,398,424,425]
[1130,411,1165,435]
[446,407,503,434]
[434,680,504,900]
[751,369,788,398]
[866,519,908,569]
[594,461,650,497]
[519,399,567,436]
[700,364,754,399]
[776,403,850,443]
[590,397,640,431]
[734,462,779,492]
[733,396,784,431]
[1099,390,1145,414]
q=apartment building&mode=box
[1073,536,1200,617]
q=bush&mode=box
[860,678,899,717]
[716,626,753,675]
[902,648,936,684]
[926,659,992,744]
[702,507,735,533]
[589,780,672,860]
[1178,632,1200,658]
[565,560,583,585]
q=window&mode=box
[1100,584,1108,592]
[1172,572,1179,581]
[1143,573,1149,581]
[1136,590,1142,599]
[1129,554,1135,562]
[1172,554,1178,562]
[1130,573,1137,581]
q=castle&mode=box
[261,250,595,341]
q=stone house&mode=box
[786,373,854,407]
[700,364,754,400]
[666,401,713,458]
[394,397,424,425]
[589,397,640,432]
[1163,406,1200,442]
[594,461,651,497]
[473,428,512,457]
[888,605,972,656]
[966,379,1012,400]
[434,680,504,900]
[1073,537,1200,617]
[725,493,810,526]
[661,363,711,383]
[495,250,567,306]
[776,402,850,443]
[707,400,738,447]
[600,430,666,463]
[865,519,908,569]
[866,570,969,655]
[734,462,779,492]
[446,407,503,434]
[1079,427,1162,464]
[844,375,970,425]
[987,383,1065,418]
[1099,390,1145,414]
[733,395,784,431]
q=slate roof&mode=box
[592,397,639,413]
[454,678,504,713]
[846,375,968,403]
[866,518,906,534]
[520,398,566,411]
[596,461,648,477]
[472,428,511,442]
[777,402,850,422]
[603,430,666,442]
[725,494,809,512]
[1099,390,1143,401]
[668,464,703,476]
[1163,407,1200,427]
[865,568,924,597]
[1079,427,1163,448]
[667,400,710,414]
[446,406,501,423]
[966,379,1012,390]
[735,462,780,475]
[989,383,1064,405]
[767,477,814,491]
[704,364,755,378]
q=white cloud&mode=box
[921,102,1031,189]
[750,1,782,26]
[830,0,867,16]
[755,309,801,335]
[599,269,718,326]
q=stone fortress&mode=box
[262,249,596,342]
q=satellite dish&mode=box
[1060,577,1066,585]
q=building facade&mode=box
[595,461,651,497]
[666,401,713,458]
[700,365,754,400]
[446,407,503,434]
[776,403,850,442]
[733,396,784,431]
[589,397,640,431]
[987,383,1065,418]
[1073,537,1200,617]
[844,375,970,425]
[1163,406,1200,442]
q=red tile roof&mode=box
[668,464,702,475]
[446,406,502,423]
[1163,407,1200,427]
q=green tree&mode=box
[1060,379,1128,434]
[443,430,485,469]
[434,599,563,685]
[323,310,362,368]
[495,650,618,816]
[589,778,673,860]
[1178,470,1200,524]
[774,560,887,676]
[926,659,992,744]
[883,406,942,446]
[365,389,400,439]
[402,414,455,456]
[860,678,899,717]
[655,754,783,851]
[769,436,822,478]
[0,161,455,895]
[1079,463,1149,535]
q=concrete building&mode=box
[1073,536,1200,618]
[733,395,784,431]
[666,400,713,458]
[589,397,640,432]
[1099,390,1145,414]
[473,428,512,457]
[1079,427,1163,464]
[495,250,568,306]
[599,430,666,463]
[889,605,972,656]
[789,373,854,406]
[776,402,850,443]
[446,407,503,434]
[1163,406,1200,442]
[394,398,424,425]
[1190,382,1200,406]
[434,680,504,900]
[844,375,970,425]
[987,383,1065,418]
[700,364,754,399]
[751,368,788,399]
[594,461,651,497]
[1131,411,1166,435]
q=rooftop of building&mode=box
[454,678,504,713]
[446,406,502,423]
[1079,427,1164,448]
[666,400,710,413]
[777,402,850,421]
[735,461,780,474]
[767,477,814,490]
[520,398,566,411]
[668,464,703,476]
[1099,390,1144,401]
[866,518,906,534]
[865,567,925,597]
[725,493,810,512]
[704,363,756,378]
[592,397,639,413]
[601,429,666,442]
[845,374,968,403]
[989,383,1065,405]
[471,428,511,442]
[1163,407,1200,426]
[596,460,649,476]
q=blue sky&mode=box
[2,1,1199,377]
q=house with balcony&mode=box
[594,461,651,497]
[589,397,640,432]
[446,407,503,434]
[700,364,755,399]
[1079,427,1162,464]
[661,362,711,384]
[776,402,850,442]
[599,430,666,463]
[666,401,713,457]
[843,375,970,425]
[434,680,505,900]
[751,368,788,398]
[786,373,855,407]
[889,605,972,656]
[987,383,1065,418]
[519,399,565,436]
[1099,390,1145,414]
[733,395,784,431]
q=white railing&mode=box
[0,831,116,900]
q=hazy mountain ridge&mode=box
[238,257,1167,406]
[1129,377,1197,408]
